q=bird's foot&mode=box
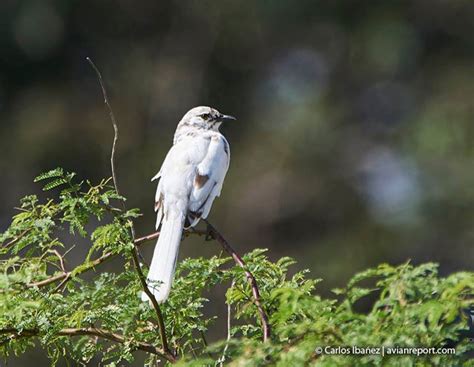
[183,226,195,239]
[205,223,214,241]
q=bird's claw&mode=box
[183,226,194,239]
[205,223,213,241]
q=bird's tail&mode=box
[141,212,184,303]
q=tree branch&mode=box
[86,57,174,361]
[130,245,174,360]
[28,248,113,288]
[85,57,120,197]
[218,279,234,366]
[27,223,271,342]
[2,229,31,249]
[27,232,159,289]
[19,59,271,350]
[201,219,271,342]
[0,327,173,361]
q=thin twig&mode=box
[2,229,31,249]
[26,233,158,289]
[0,327,172,361]
[85,57,120,197]
[135,231,161,243]
[86,57,173,361]
[62,244,76,257]
[227,281,234,344]
[137,224,270,343]
[53,273,70,293]
[29,272,68,288]
[24,224,270,342]
[137,224,272,343]
[46,249,68,292]
[202,219,271,342]
[218,279,234,366]
[28,249,113,288]
[49,249,66,272]
[130,245,174,360]
[198,330,214,361]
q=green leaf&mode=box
[34,168,65,182]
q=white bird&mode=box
[142,106,235,303]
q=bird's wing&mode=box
[188,134,230,224]
[152,142,193,230]
[152,161,165,229]
[153,134,229,229]
[154,179,164,229]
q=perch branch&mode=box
[20,58,270,347]
[26,224,270,342]
[86,57,173,360]
[201,219,271,342]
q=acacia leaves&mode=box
[1,170,474,366]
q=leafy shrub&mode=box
[1,170,473,366]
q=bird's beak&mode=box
[219,114,237,122]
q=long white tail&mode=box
[141,213,184,303]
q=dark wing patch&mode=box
[194,173,209,189]
[223,139,229,156]
[185,211,201,229]
[154,193,163,212]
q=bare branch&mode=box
[25,222,270,343]
[130,245,174,359]
[29,272,68,288]
[137,225,273,342]
[218,279,234,366]
[27,232,160,289]
[2,229,30,249]
[48,249,66,273]
[0,327,172,361]
[135,231,161,243]
[86,57,173,361]
[53,273,71,293]
[201,219,271,342]
[85,57,120,197]
[28,249,113,288]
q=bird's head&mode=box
[177,106,236,132]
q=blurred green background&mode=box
[1,0,473,365]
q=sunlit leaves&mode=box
[1,169,474,366]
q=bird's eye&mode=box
[200,113,211,120]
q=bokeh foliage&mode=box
[1,1,474,365]
[1,1,473,297]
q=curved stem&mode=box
[87,57,174,361]
[28,223,271,343]
[201,219,271,342]
[0,327,172,361]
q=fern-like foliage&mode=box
[34,167,65,182]
[0,169,473,366]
